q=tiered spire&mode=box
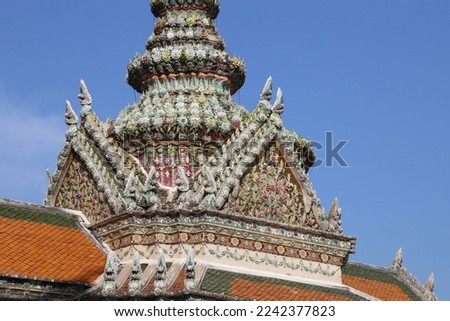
[116,0,247,147]
[127,0,245,94]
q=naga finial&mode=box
[79,79,92,118]
[65,100,78,126]
[425,273,435,293]
[78,79,92,106]
[327,198,343,235]
[260,76,273,101]
[102,254,118,295]
[272,88,285,114]
[154,248,167,295]
[129,251,143,296]
[392,248,403,270]
[65,100,78,141]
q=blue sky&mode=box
[1,1,449,299]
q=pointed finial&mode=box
[425,273,435,293]
[65,100,78,126]
[79,80,92,118]
[78,79,92,106]
[123,170,139,209]
[65,100,78,141]
[272,88,285,114]
[129,252,143,296]
[260,76,273,101]
[327,198,343,235]
[184,248,196,291]
[392,248,403,270]
[46,168,52,185]
[154,248,167,294]
[102,254,118,295]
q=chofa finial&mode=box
[65,100,78,141]
[79,79,92,118]
[78,79,92,106]
[392,248,403,270]
[260,76,273,101]
[65,100,78,126]
[272,88,284,114]
[425,273,435,293]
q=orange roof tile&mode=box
[341,263,421,301]
[229,279,355,301]
[200,268,365,301]
[0,216,106,284]
[342,275,412,301]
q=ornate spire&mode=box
[126,0,245,95]
[116,0,247,146]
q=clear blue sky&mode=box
[0,0,449,299]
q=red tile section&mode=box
[342,275,412,301]
[168,268,186,293]
[0,217,106,283]
[229,279,353,301]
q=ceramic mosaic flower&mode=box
[186,16,196,26]
[202,18,210,26]
[152,95,162,106]
[219,121,232,133]
[137,117,150,128]
[167,30,175,40]
[186,29,194,38]
[152,49,162,63]
[178,116,189,128]
[171,48,182,60]
[190,117,201,128]
[196,48,207,59]
[197,95,207,105]
[153,116,164,128]
[185,48,195,60]
[175,101,185,110]
[161,51,171,62]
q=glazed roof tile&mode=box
[342,263,421,301]
[0,199,106,284]
[200,268,366,301]
[168,265,186,293]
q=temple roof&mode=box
[0,198,107,285]
[26,0,438,301]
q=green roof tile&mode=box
[0,201,78,229]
